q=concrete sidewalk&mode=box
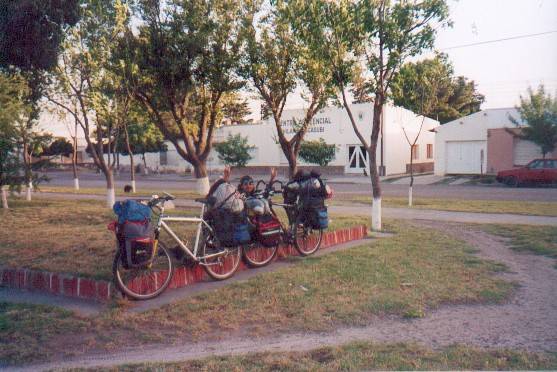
[35,192,557,226]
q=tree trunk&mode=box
[194,161,209,195]
[23,143,32,201]
[142,154,148,175]
[72,126,79,191]
[409,152,414,207]
[368,100,384,231]
[123,125,136,193]
[1,186,8,209]
[105,169,115,208]
[288,154,298,179]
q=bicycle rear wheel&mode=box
[201,228,242,280]
[113,241,174,300]
[242,241,278,267]
[293,224,323,256]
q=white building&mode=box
[40,103,439,176]
[198,103,438,176]
[433,108,549,175]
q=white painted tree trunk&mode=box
[74,178,80,191]
[372,197,382,231]
[196,176,210,195]
[408,186,413,207]
[107,188,116,208]
[26,181,32,201]
[1,187,8,209]
[131,180,136,193]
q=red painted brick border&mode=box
[0,225,366,302]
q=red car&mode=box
[496,159,557,187]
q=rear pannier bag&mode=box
[255,214,282,247]
[117,221,155,268]
[302,197,329,230]
[211,208,250,247]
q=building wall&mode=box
[487,128,516,173]
[210,103,438,176]
[434,108,523,176]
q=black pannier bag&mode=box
[285,170,329,229]
[118,221,155,269]
[209,208,251,247]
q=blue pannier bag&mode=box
[113,200,151,224]
[233,222,251,245]
[315,208,328,229]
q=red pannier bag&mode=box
[255,214,282,247]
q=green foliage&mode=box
[0,0,80,71]
[124,0,247,177]
[0,72,29,190]
[510,85,557,157]
[214,134,254,167]
[45,138,73,157]
[391,54,484,123]
[299,138,336,167]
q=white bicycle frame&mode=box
[153,201,227,263]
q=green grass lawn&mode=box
[103,343,557,371]
[0,219,514,365]
[332,195,557,217]
[481,224,557,268]
[39,185,201,199]
[0,198,368,279]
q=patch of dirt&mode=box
[17,222,557,371]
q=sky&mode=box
[247,0,557,120]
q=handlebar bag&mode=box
[113,200,151,224]
[117,221,155,268]
[255,214,282,247]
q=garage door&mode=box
[446,141,486,174]
[513,139,542,166]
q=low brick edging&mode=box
[0,225,367,303]
[0,268,113,302]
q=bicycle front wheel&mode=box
[243,242,278,267]
[201,229,242,280]
[293,224,323,256]
[113,241,174,300]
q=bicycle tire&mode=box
[293,224,323,256]
[113,241,174,300]
[242,241,278,267]
[201,228,242,280]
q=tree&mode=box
[1,0,81,200]
[510,86,557,158]
[242,0,337,177]
[297,0,450,230]
[47,0,129,207]
[0,0,80,71]
[45,138,73,158]
[299,138,336,167]
[0,72,29,208]
[126,0,247,194]
[221,93,253,126]
[214,133,254,167]
[391,54,484,124]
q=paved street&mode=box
[42,170,557,202]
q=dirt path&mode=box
[12,221,557,372]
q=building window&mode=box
[411,144,419,160]
[160,150,168,166]
[426,144,433,159]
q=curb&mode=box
[0,225,367,303]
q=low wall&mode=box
[405,162,434,174]
[0,225,367,302]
